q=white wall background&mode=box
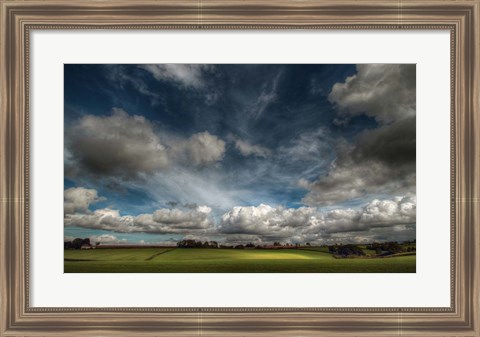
[30,30,451,307]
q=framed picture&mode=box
[1,0,479,336]
[63,63,417,274]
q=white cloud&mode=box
[328,64,416,124]
[64,187,105,214]
[234,138,271,158]
[89,234,124,244]
[64,186,415,244]
[64,188,215,234]
[65,207,215,234]
[322,196,416,233]
[218,197,415,244]
[219,204,321,239]
[359,196,416,226]
[150,205,213,230]
[139,64,213,89]
[171,131,226,167]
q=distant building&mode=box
[80,244,92,250]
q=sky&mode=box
[64,64,416,246]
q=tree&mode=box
[177,239,199,248]
[335,244,365,257]
[71,238,84,249]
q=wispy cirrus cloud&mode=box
[247,71,282,119]
[139,64,214,89]
[233,138,271,158]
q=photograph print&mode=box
[64,64,416,273]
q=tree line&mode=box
[65,237,416,256]
[176,239,308,249]
[64,238,96,249]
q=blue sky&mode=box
[64,64,416,245]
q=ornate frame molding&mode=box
[1,1,478,336]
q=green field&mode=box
[64,248,416,273]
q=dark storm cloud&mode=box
[328,64,416,124]
[65,108,226,180]
[66,108,169,179]
[352,116,416,167]
[301,64,416,206]
[300,118,416,205]
[301,120,416,205]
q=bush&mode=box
[328,244,365,257]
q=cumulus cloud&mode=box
[139,64,213,89]
[171,131,226,167]
[149,205,213,230]
[234,138,271,158]
[64,208,212,234]
[64,187,105,214]
[328,64,416,124]
[323,196,416,233]
[65,206,214,234]
[64,188,214,234]
[89,234,125,244]
[301,118,416,205]
[66,108,169,179]
[301,64,416,205]
[65,109,229,180]
[219,204,321,240]
[218,197,415,244]
[64,187,415,243]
